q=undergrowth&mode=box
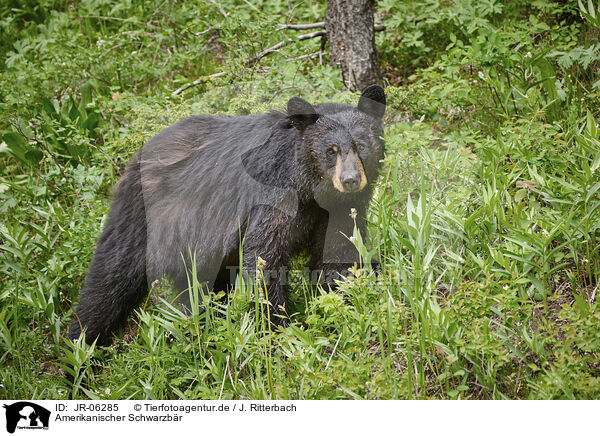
[1,0,599,399]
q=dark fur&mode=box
[69,85,386,345]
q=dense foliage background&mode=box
[1,0,599,399]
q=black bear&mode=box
[69,85,386,345]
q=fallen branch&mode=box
[278,22,325,30]
[285,50,327,62]
[172,23,384,96]
[248,23,383,65]
[248,29,326,65]
[278,21,384,31]
[172,71,227,96]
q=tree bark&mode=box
[326,0,382,91]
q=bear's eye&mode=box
[357,143,366,152]
[327,146,337,156]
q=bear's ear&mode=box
[287,97,319,130]
[357,84,386,120]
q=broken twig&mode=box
[172,71,227,96]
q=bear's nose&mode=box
[342,172,360,192]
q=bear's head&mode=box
[287,85,386,205]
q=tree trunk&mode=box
[326,0,382,91]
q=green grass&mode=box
[1,0,599,399]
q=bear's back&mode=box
[139,112,299,288]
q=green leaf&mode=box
[591,151,600,172]
[82,112,99,131]
[3,132,30,165]
[68,98,81,121]
[515,188,527,202]
[536,57,559,122]
[80,82,93,107]
[586,180,600,202]
[586,110,598,139]
[41,97,58,117]
[528,275,550,297]
[573,293,589,315]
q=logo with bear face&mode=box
[2,402,50,433]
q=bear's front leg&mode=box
[241,205,297,326]
[242,249,291,327]
[310,205,369,286]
